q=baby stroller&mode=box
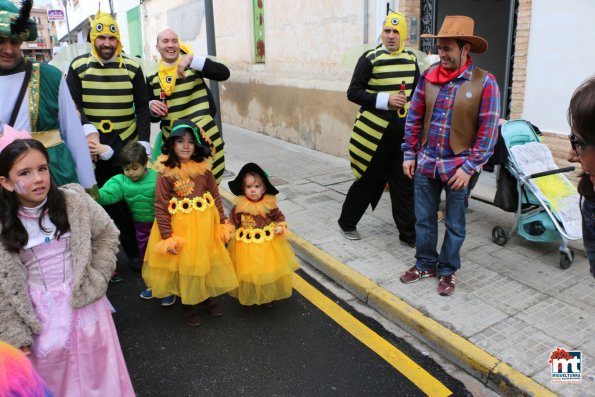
[491,120,582,269]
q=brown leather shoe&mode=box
[182,304,201,326]
[400,266,436,284]
[437,274,456,296]
[184,312,201,326]
[203,298,224,316]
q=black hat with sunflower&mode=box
[228,162,279,196]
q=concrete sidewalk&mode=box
[219,123,594,397]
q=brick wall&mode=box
[402,0,420,47]
[509,0,531,119]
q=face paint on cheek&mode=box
[13,180,27,195]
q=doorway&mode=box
[420,0,516,117]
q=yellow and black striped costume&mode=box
[66,52,151,265]
[147,65,226,184]
[68,54,148,148]
[348,47,418,178]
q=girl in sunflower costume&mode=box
[142,120,237,326]
[227,163,300,306]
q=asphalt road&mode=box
[107,261,472,397]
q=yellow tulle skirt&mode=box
[142,206,238,305]
[228,231,300,305]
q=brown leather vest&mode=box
[421,66,487,154]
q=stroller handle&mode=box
[528,166,575,180]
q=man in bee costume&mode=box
[0,0,96,190]
[66,11,151,271]
[147,28,230,183]
[337,11,418,246]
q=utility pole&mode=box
[204,0,222,133]
[62,0,72,44]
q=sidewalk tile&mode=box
[556,278,595,313]
[469,317,566,376]
[459,266,547,316]
[516,298,594,347]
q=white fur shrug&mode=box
[0,184,119,348]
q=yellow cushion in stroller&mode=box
[509,141,582,239]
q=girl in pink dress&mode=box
[0,139,135,397]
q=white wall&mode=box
[113,0,143,55]
[523,1,595,134]
[142,0,376,89]
[142,0,207,62]
[374,0,396,39]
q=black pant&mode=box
[95,158,140,262]
[338,121,415,241]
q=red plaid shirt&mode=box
[402,64,500,182]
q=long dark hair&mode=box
[0,139,70,252]
[160,129,212,169]
[567,76,595,200]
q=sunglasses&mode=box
[568,131,587,155]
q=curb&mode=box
[288,232,556,397]
[220,188,557,397]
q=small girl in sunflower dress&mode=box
[142,120,237,326]
[227,163,300,306]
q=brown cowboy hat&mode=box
[420,15,488,54]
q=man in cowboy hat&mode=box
[146,28,230,184]
[66,11,151,276]
[400,15,500,296]
[0,0,96,190]
[337,11,418,246]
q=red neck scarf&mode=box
[425,56,472,84]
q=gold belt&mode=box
[32,129,63,148]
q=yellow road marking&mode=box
[293,273,452,397]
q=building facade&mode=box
[19,6,57,62]
[54,0,145,58]
[95,0,592,169]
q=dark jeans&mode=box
[338,122,415,241]
[582,198,595,277]
[414,174,470,276]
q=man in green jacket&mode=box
[0,0,96,191]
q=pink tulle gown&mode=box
[21,236,135,397]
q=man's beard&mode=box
[98,46,116,60]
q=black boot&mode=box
[181,304,201,326]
